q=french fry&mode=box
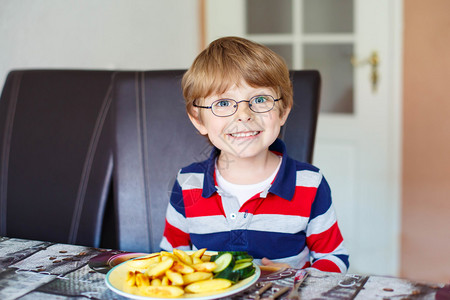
[135,272,150,287]
[192,262,217,272]
[182,271,213,285]
[184,278,232,293]
[146,257,174,279]
[171,260,195,274]
[192,257,203,265]
[151,278,161,286]
[173,249,193,265]
[165,269,184,286]
[161,251,177,260]
[201,254,212,262]
[191,248,207,258]
[139,286,184,298]
[161,275,170,286]
[125,271,136,287]
[127,253,160,269]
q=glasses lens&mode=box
[250,95,275,112]
[211,99,236,116]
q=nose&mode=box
[234,100,253,121]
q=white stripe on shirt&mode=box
[187,215,229,234]
[296,170,323,188]
[178,172,204,190]
[247,214,309,234]
[166,203,189,233]
[306,206,337,237]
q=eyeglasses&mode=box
[193,95,282,117]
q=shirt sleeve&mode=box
[306,175,350,273]
[159,172,192,251]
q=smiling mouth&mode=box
[228,131,261,138]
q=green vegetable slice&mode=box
[234,254,253,264]
[232,262,255,280]
[213,253,235,273]
[214,268,240,283]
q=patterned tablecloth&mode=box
[0,237,447,300]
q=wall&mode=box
[402,0,450,283]
[0,0,200,85]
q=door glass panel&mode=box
[266,44,293,69]
[303,0,353,33]
[246,0,292,34]
[304,44,354,114]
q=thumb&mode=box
[261,257,274,265]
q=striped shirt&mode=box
[160,139,349,273]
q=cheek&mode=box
[203,118,228,136]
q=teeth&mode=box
[230,131,259,138]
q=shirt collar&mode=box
[201,138,296,201]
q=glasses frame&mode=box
[193,95,282,117]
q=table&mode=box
[0,237,447,299]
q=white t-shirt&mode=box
[215,156,282,207]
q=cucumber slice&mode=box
[234,254,253,264]
[213,253,235,273]
[232,262,255,280]
[238,266,255,279]
[210,254,218,262]
[232,262,253,271]
[214,268,240,283]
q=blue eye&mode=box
[252,96,269,104]
[214,99,233,107]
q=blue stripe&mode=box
[181,159,209,174]
[335,254,350,269]
[309,177,332,220]
[190,230,307,260]
[190,232,230,251]
[169,179,186,217]
[247,230,307,259]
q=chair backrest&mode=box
[112,70,321,253]
[0,70,115,247]
[282,70,321,163]
[112,70,212,252]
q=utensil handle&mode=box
[269,286,290,299]
[254,282,273,300]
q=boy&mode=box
[160,37,349,273]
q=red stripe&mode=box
[164,220,190,248]
[301,261,311,269]
[311,259,341,273]
[243,186,316,217]
[307,222,343,253]
[183,191,225,218]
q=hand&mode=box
[261,257,291,269]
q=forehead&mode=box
[207,81,275,100]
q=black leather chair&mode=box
[0,70,115,247]
[111,70,321,253]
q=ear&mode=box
[188,109,208,135]
[279,105,292,126]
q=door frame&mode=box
[200,0,403,276]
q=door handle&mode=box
[351,51,379,93]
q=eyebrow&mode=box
[214,92,274,100]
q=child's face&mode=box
[189,80,290,162]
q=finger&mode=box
[261,257,273,265]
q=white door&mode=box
[206,0,402,276]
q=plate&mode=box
[105,251,260,300]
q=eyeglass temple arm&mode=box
[193,103,212,109]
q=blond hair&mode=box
[182,36,293,118]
